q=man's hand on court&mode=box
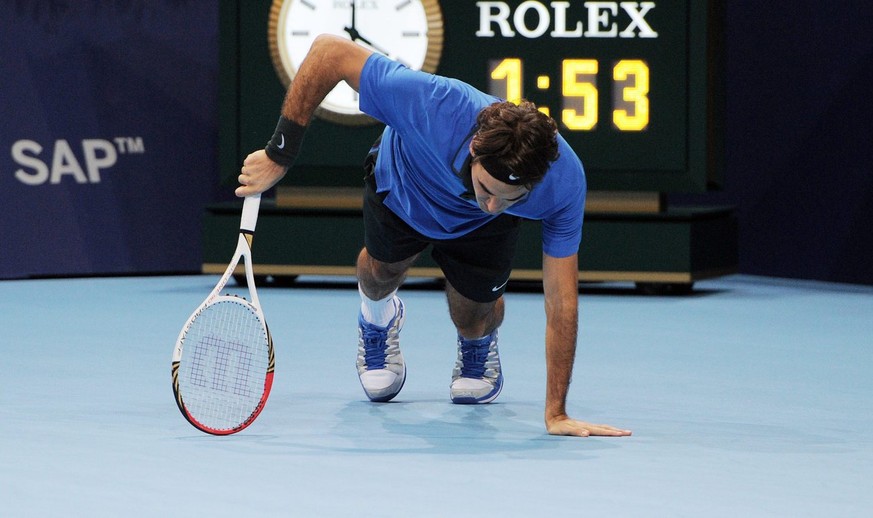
[236,149,287,197]
[546,414,632,437]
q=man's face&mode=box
[469,154,529,215]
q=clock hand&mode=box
[343,1,373,46]
[342,26,393,59]
[343,25,362,42]
[342,0,395,57]
[353,33,392,56]
[343,1,361,41]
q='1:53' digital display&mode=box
[439,0,724,192]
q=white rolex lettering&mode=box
[513,1,550,38]
[620,2,658,38]
[550,2,583,37]
[476,1,515,37]
[584,2,618,37]
[477,1,657,39]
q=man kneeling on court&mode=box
[236,34,631,438]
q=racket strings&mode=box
[189,335,256,397]
[178,299,270,431]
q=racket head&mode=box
[172,295,275,435]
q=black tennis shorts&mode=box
[362,162,521,303]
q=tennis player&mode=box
[237,34,630,438]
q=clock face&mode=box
[269,0,444,125]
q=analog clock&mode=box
[268,0,444,125]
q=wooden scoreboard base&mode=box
[202,189,738,294]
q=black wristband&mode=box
[264,116,306,167]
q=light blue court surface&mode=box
[1,275,871,517]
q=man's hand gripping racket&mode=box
[171,194,275,435]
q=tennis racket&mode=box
[171,194,275,435]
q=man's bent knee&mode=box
[357,248,417,299]
[445,281,505,338]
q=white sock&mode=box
[359,286,398,327]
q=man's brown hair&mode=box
[470,100,560,190]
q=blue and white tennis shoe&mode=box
[356,298,406,402]
[450,330,503,404]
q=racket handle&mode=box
[240,194,262,233]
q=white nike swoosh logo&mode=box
[278,134,285,149]
[491,278,510,292]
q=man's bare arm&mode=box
[542,252,632,437]
[236,35,373,197]
[279,34,373,125]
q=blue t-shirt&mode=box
[358,54,586,258]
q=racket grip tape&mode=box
[241,194,261,233]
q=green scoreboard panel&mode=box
[221,0,724,192]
